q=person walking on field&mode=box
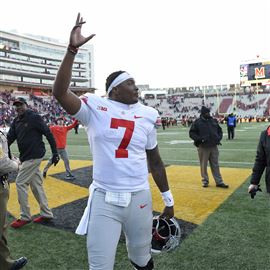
[52,13,175,270]
[43,118,78,180]
[226,113,236,140]
[189,106,229,189]
[7,97,60,229]
[0,103,28,269]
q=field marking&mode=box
[8,160,92,218]
[51,155,254,166]
[159,147,256,152]
[149,165,251,225]
[162,159,254,165]
[8,162,251,228]
[158,132,187,136]
[164,140,192,144]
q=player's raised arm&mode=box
[53,13,95,115]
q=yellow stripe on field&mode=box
[8,160,92,218]
[149,165,251,225]
[8,161,251,225]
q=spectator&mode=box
[248,125,270,196]
[7,98,60,228]
[52,13,174,270]
[43,118,78,180]
[189,106,229,188]
[0,103,28,270]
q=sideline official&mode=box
[189,106,229,188]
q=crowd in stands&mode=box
[0,90,74,127]
[1,88,270,130]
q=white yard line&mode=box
[159,147,256,152]
[162,159,253,165]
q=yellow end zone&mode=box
[8,160,92,218]
[8,162,251,226]
[149,165,251,225]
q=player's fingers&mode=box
[75,12,80,26]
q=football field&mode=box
[7,122,270,270]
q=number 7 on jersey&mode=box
[110,118,135,158]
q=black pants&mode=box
[227,126,235,139]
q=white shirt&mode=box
[73,93,159,192]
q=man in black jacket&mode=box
[189,106,229,188]
[248,126,270,197]
[7,98,60,228]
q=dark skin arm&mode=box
[146,145,174,219]
[53,13,95,115]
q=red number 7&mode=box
[110,118,135,158]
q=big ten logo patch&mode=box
[97,106,108,111]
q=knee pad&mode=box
[130,258,154,270]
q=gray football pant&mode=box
[87,189,153,270]
[0,182,15,269]
[16,158,53,220]
[197,145,224,185]
[43,148,72,175]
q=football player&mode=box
[53,13,175,270]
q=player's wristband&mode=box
[67,44,78,55]
[161,190,174,207]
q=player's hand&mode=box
[52,153,60,166]
[69,13,95,48]
[12,156,20,164]
[159,206,174,220]
[248,184,262,199]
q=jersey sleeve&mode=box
[145,127,157,150]
[145,108,159,150]
[72,93,96,126]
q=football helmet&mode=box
[151,216,181,254]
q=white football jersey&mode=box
[73,93,160,192]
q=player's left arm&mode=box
[146,146,174,219]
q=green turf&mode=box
[7,122,270,270]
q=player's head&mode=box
[105,71,139,105]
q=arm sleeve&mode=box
[66,119,79,131]
[189,121,200,141]
[145,109,160,150]
[34,114,58,154]
[250,132,267,185]
[7,121,16,146]
[146,127,157,150]
[0,136,18,174]
[217,122,223,141]
[0,156,18,174]
[72,95,92,126]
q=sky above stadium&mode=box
[1,0,269,95]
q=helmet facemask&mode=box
[151,216,181,254]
